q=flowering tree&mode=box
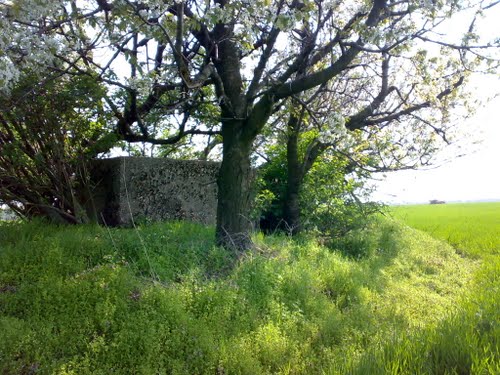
[1,0,498,250]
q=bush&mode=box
[258,140,381,238]
[0,74,116,223]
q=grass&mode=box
[363,201,500,374]
[0,209,498,374]
[390,202,500,257]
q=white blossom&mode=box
[0,0,66,92]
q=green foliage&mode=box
[258,133,380,237]
[256,142,289,223]
[327,221,382,259]
[0,73,116,223]
[300,153,381,238]
[1,214,495,374]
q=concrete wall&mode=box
[87,157,219,226]
[0,207,17,221]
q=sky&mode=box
[371,4,500,205]
[371,94,500,204]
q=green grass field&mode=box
[375,202,500,374]
[390,202,500,257]
[0,204,498,374]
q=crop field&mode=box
[390,202,500,257]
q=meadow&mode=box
[0,203,498,374]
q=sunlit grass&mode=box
[0,216,496,374]
[390,202,500,257]
[358,202,500,374]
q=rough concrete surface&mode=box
[87,157,219,226]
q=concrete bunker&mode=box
[87,157,220,226]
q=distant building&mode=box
[429,199,446,205]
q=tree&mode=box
[257,128,376,236]
[2,0,498,251]
[258,62,449,235]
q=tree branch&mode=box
[348,76,465,130]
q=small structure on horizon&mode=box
[429,199,446,205]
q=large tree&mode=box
[258,54,457,235]
[2,0,498,250]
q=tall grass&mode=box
[358,202,500,374]
[0,215,495,374]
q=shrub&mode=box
[0,74,116,223]
[258,139,381,238]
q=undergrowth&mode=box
[0,216,497,374]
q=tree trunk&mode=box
[215,122,254,252]
[283,118,303,235]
